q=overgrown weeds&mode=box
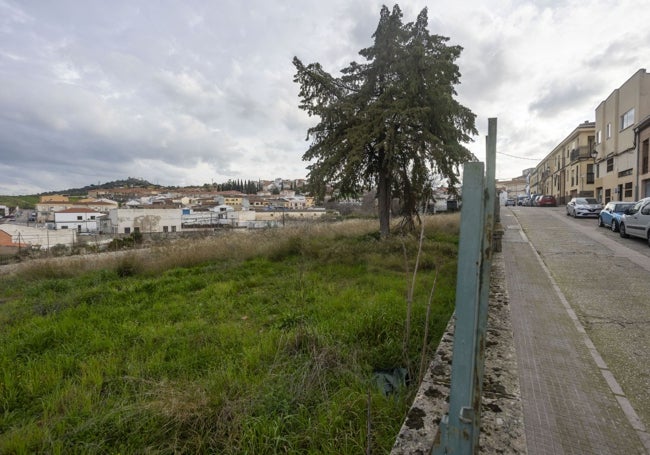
[0,215,459,454]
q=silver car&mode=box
[619,197,650,246]
[566,197,603,218]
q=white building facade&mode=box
[54,208,103,233]
[106,208,182,234]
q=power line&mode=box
[496,151,539,161]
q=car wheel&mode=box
[598,216,604,227]
[620,223,629,238]
[611,220,618,232]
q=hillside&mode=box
[41,177,161,196]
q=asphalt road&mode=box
[503,205,650,452]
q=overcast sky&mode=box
[1,0,648,195]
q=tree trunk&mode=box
[378,170,391,238]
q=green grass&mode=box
[0,195,39,211]
[0,216,459,454]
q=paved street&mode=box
[502,206,650,454]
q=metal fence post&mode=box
[432,119,496,454]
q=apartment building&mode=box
[543,121,596,204]
[593,68,650,203]
[524,69,650,205]
[497,176,527,200]
[635,116,650,199]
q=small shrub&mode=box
[115,255,143,277]
[50,243,68,257]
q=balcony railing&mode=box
[569,146,593,162]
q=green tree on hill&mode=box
[293,4,477,237]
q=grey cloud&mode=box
[529,79,602,117]
[2,0,649,194]
[585,34,648,70]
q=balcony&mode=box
[569,146,593,162]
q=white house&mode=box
[54,208,103,233]
[106,208,182,234]
[0,224,77,250]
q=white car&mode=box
[619,197,650,246]
[566,197,603,218]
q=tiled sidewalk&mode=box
[502,210,648,454]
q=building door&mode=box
[644,179,650,198]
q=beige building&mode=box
[593,68,650,203]
[635,115,650,199]
[544,121,596,204]
[497,176,527,201]
[524,69,650,206]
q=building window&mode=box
[605,188,611,203]
[134,227,140,233]
[606,123,611,138]
[124,227,131,234]
[171,226,177,232]
[620,108,635,130]
[624,182,633,198]
[163,226,169,233]
[606,158,614,173]
[77,216,83,220]
[643,139,649,174]
[90,216,96,220]
[586,164,594,184]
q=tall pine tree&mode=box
[294,5,477,237]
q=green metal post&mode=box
[433,119,497,454]
[433,162,485,454]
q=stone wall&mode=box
[391,251,527,454]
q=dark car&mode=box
[537,195,557,207]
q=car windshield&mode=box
[577,198,598,204]
[614,203,635,212]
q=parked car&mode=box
[598,201,636,232]
[505,198,516,206]
[619,197,650,246]
[537,195,557,207]
[566,197,603,218]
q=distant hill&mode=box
[41,178,162,197]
